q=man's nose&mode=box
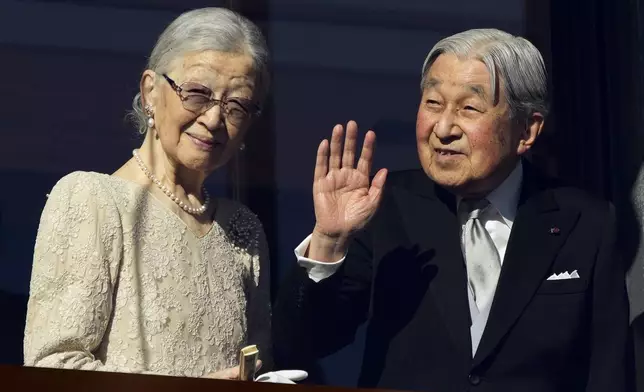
[433,111,462,140]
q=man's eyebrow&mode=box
[467,84,489,102]
[425,78,441,89]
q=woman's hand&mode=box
[204,360,262,380]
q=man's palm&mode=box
[312,121,387,238]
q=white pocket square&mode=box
[547,270,580,281]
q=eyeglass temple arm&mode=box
[162,74,181,91]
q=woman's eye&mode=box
[185,95,211,104]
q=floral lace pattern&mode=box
[24,171,272,377]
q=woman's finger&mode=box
[204,365,240,380]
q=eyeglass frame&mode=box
[161,73,262,121]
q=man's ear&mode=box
[517,112,544,155]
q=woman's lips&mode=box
[186,133,218,151]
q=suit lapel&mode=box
[393,174,472,361]
[472,169,580,366]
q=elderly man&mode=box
[273,29,629,391]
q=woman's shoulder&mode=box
[38,171,123,235]
[48,171,117,205]
[54,170,107,185]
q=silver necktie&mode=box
[460,199,501,311]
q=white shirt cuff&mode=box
[294,234,345,282]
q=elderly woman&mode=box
[23,7,271,379]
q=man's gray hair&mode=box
[420,28,548,122]
[129,7,270,134]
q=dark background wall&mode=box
[1,0,642,389]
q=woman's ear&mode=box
[140,70,157,108]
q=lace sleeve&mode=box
[24,172,123,371]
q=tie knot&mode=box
[459,198,491,220]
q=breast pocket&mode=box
[535,276,589,295]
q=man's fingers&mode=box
[314,139,329,182]
[368,168,388,205]
[329,124,344,170]
[357,130,377,176]
[342,120,359,168]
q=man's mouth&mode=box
[435,148,462,156]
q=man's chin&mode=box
[426,167,466,188]
[426,170,486,197]
[437,181,470,195]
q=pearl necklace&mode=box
[132,150,210,215]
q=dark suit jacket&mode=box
[273,164,629,392]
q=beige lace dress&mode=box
[23,171,271,377]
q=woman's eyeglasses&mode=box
[162,74,261,125]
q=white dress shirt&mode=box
[294,162,523,355]
[459,162,522,266]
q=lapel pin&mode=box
[549,226,560,235]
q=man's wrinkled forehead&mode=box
[424,77,490,103]
[423,54,501,105]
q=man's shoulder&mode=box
[525,170,612,217]
[552,184,610,210]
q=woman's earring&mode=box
[239,143,246,151]
[144,104,155,129]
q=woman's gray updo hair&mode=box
[129,7,270,134]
